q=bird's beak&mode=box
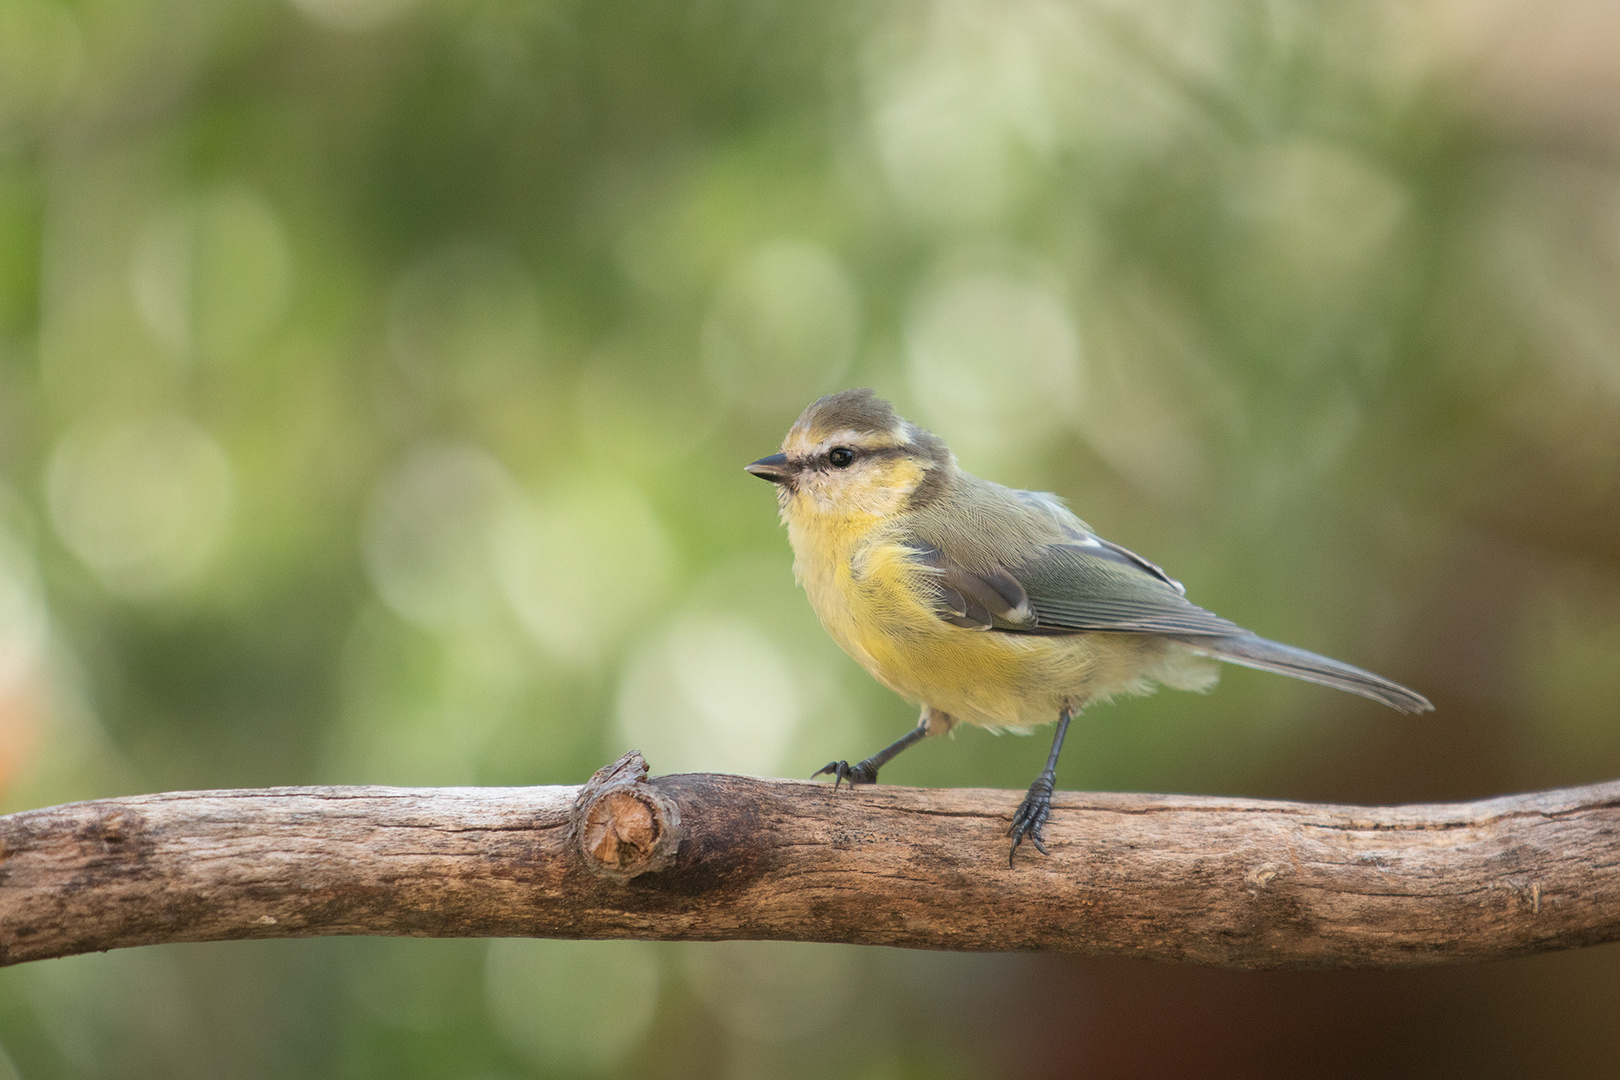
[745,453,793,484]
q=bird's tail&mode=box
[1178,634,1433,714]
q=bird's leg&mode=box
[814,723,927,788]
[1009,707,1073,864]
[814,710,946,788]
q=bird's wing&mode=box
[1006,540,1242,636]
[910,543,1040,631]
[905,530,1240,637]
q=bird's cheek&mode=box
[792,474,833,510]
[779,480,825,519]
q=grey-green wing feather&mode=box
[1011,542,1243,636]
[905,533,1239,637]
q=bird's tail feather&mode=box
[1179,634,1433,714]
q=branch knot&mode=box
[569,751,682,882]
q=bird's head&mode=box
[746,389,954,523]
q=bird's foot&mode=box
[813,759,879,788]
[1008,775,1055,865]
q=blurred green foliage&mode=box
[2,0,1620,1075]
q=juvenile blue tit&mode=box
[747,388,1432,864]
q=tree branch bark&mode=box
[1,751,1616,969]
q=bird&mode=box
[745,388,1433,864]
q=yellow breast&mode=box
[788,516,1093,729]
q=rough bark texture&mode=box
[1,752,1617,969]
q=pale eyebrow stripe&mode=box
[811,428,909,453]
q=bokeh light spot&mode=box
[361,444,514,631]
[493,480,676,668]
[485,938,661,1074]
[130,187,293,365]
[287,0,418,33]
[616,611,802,776]
[904,269,1082,469]
[701,240,859,412]
[867,0,1076,224]
[681,941,860,1042]
[46,415,233,599]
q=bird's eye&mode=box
[828,447,855,468]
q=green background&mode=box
[1,0,1619,1075]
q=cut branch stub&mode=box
[570,751,683,882]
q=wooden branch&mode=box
[1,751,1617,969]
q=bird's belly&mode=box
[798,538,1167,730]
[857,620,1148,730]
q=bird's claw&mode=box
[813,759,879,788]
[1008,776,1055,865]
